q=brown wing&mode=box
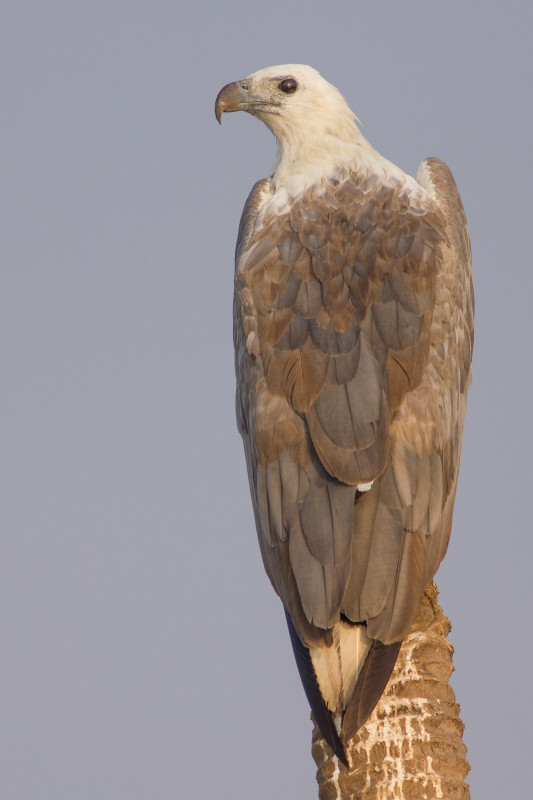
[234,165,471,647]
[343,159,473,643]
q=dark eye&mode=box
[279,78,298,94]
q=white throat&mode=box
[261,103,380,202]
[273,133,363,187]
[264,123,381,213]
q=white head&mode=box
[216,64,373,191]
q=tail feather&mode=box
[341,639,402,742]
[310,620,371,713]
[286,612,401,761]
[285,611,348,766]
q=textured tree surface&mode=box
[312,584,470,800]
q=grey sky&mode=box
[1,2,531,798]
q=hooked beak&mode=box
[215,80,250,124]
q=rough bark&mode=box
[312,584,470,799]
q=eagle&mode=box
[215,65,473,765]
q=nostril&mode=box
[240,83,250,91]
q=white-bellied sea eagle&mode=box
[215,64,473,765]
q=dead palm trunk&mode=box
[312,584,470,799]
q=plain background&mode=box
[1,2,531,798]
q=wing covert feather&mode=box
[234,163,472,650]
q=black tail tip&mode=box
[285,612,350,767]
[312,714,349,767]
[335,741,349,768]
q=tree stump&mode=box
[312,584,470,800]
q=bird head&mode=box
[215,65,358,139]
[215,65,370,192]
